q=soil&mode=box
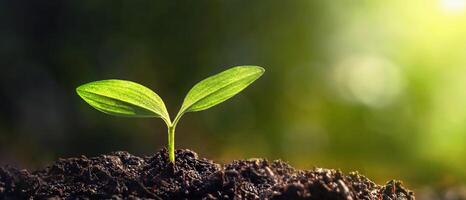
[0,149,414,200]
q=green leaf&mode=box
[76,79,170,124]
[176,66,264,121]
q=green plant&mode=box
[76,66,264,162]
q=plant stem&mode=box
[167,112,182,163]
[168,125,175,162]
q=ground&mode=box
[0,149,414,199]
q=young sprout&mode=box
[76,66,264,163]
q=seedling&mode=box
[76,66,264,163]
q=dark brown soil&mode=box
[0,149,414,199]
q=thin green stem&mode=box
[168,125,175,162]
[167,112,184,163]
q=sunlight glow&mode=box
[332,56,404,108]
[440,0,466,13]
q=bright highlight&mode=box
[440,0,466,13]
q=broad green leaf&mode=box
[76,79,170,123]
[176,66,264,119]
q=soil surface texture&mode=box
[0,149,414,200]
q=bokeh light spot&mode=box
[332,56,404,108]
[440,0,466,13]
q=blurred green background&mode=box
[1,0,466,194]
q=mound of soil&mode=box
[0,149,414,199]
